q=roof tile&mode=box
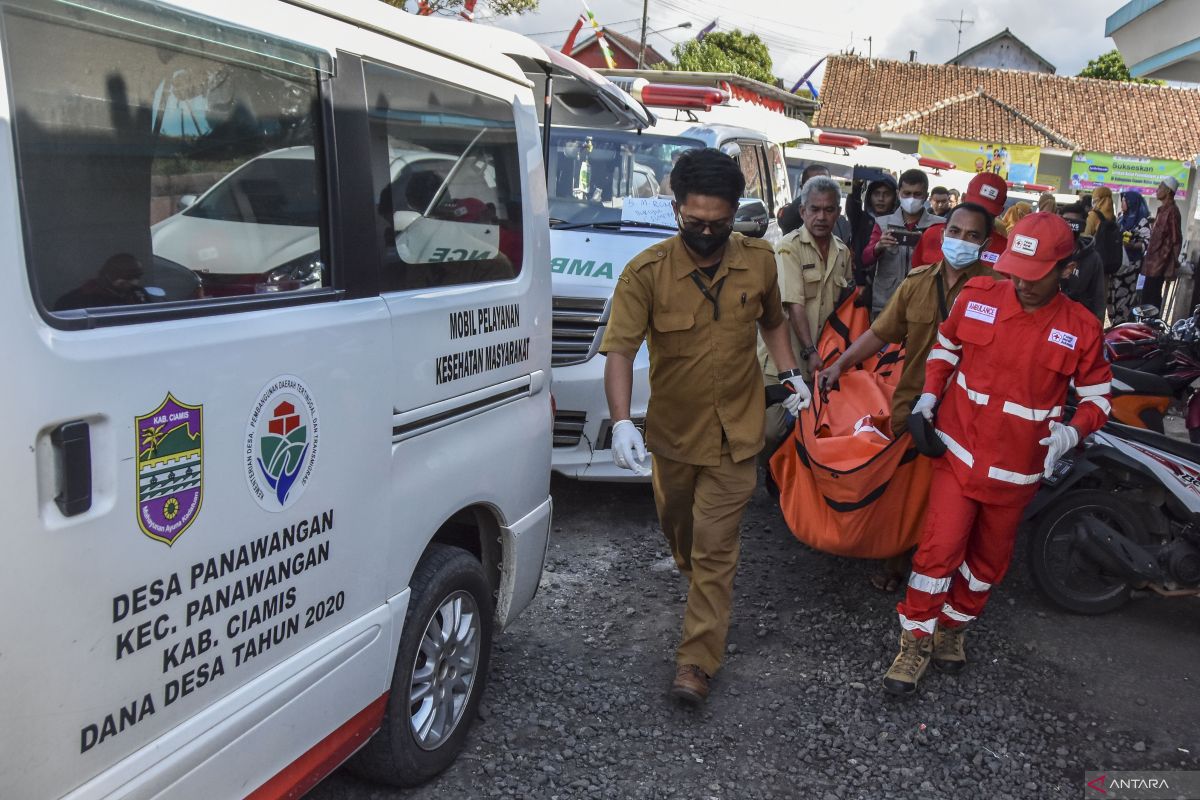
[814,55,1200,161]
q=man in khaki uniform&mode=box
[601,149,809,705]
[760,176,853,456]
[818,201,1001,594]
[819,198,1004,436]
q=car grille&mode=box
[553,410,587,448]
[552,297,608,367]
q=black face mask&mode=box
[680,227,732,258]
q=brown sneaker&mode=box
[933,624,967,674]
[671,664,709,706]
[882,629,933,696]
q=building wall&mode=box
[953,40,1053,74]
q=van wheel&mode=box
[351,544,493,787]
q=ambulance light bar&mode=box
[625,79,730,111]
[917,157,956,171]
[812,130,867,148]
[1007,181,1056,193]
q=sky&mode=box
[476,0,1119,88]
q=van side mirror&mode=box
[177,194,197,212]
[733,199,769,238]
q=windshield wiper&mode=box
[552,220,678,232]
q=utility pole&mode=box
[938,9,974,57]
[638,0,649,69]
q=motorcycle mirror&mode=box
[1132,304,1160,321]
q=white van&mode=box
[0,2,644,797]
[547,84,800,480]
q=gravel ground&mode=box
[311,475,1200,800]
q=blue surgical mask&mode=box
[941,236,981,269]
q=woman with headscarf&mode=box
[999,201,1032,235]
[1110,189,1152,324]
[1084,186,1116,238]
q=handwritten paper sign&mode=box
[621,197,678,229]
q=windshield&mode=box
[185,154,320,227]
[548,128,703,226]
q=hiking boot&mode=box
[933,624,967,674]
[671,664,709,706]
[882,629,933,696]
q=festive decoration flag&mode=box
[696,20,717,40]
[581,1,616,69]
[562,16,585,54]
[459,0,477,21]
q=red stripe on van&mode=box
[244,692,389,800]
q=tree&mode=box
[381,0,538,15]
[660,30,775,85]
[1077,49,1164,85]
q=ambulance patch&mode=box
[981,251,999,263]
[1048,328,1077,350]
[965,301,998,323]
[979,184,999,200]
[1012,234,1039,256]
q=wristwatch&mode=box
[799,345,819,359]
[778,368,804,380]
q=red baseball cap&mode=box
[993,212,1076,280]
[963,172,1007,217]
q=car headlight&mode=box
[265,253,324,286]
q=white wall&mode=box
[953,39,1053,74]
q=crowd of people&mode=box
[595,146,1187,706]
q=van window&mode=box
[736,142,769,208]
[364,61,524,291]
[3,2,329,316]
[546,129,702,225]
[768,143,791,210]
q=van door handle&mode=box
[50,420,92,517]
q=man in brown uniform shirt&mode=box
[819,203,999,436]
[601,149,809,705]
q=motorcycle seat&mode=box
[1109,364,1173,398]
[1101,420,1200,464]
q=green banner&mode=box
[1070,152,1190,198]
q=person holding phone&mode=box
[862,168,943,318]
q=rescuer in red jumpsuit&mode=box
[883,212,1113,696]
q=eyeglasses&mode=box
[677,214,735,235]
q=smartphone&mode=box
[888,225,922,248]
[852,165,891,184]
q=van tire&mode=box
[351,544,494,787]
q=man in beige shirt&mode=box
[761,175,853,454]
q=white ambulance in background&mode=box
[545,78,808,481]
[0,2,647,797]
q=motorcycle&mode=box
[1105,304,1200,442]
[1024,421,1200,614]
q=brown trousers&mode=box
[651,449,757,677]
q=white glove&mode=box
[913,392,938,422]
[782,376,812,414]
[611,419,651,476]
[1039,421,1080,478]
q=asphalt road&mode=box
[310,475,1200,800]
